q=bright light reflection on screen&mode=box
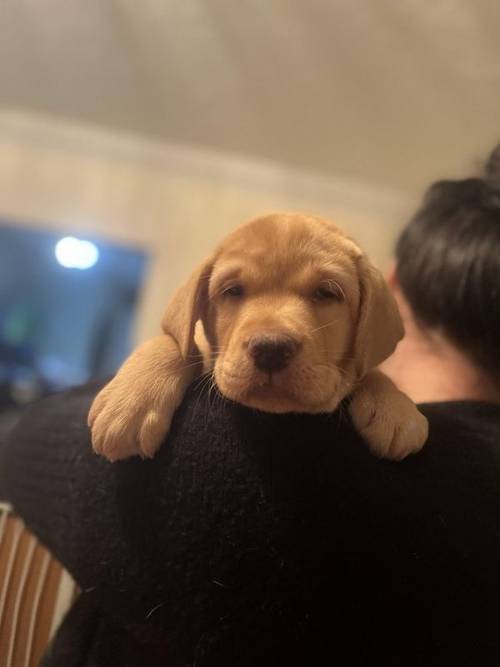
[55,237,99,270]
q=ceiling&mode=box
[0,0,499,193]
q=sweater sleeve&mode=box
[1,383,191,651]
[2,383,109,576]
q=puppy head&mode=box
[162,213,403,413]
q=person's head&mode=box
[392,145,500,391]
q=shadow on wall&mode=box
[0,222,148,423]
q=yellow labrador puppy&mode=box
[89,213,428,462]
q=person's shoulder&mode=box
[409,400,500,488]
[1,381,105,503]
[419,400,500,453]
[6,381,101,454]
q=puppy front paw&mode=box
[88,379,175,462]
[349,388,428,461]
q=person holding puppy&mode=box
[2,148,500,667]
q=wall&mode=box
[0,111,414,343]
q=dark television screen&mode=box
[0,223,148,429]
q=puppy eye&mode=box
[313,286,343,302]
[222,284,244,298]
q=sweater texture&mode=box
[2,381,500,666]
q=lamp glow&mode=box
[55,237,99,269]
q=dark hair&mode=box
[395,145,500,382]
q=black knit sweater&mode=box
[3,382,500,666]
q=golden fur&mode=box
[89,213,428,461]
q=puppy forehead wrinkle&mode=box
[209,256,260,288]
[210,261,241,286]
[225,232,347,266]
[209,213,364,288]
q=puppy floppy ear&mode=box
[161,257,214,361]
[352,256,404,379]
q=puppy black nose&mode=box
[247,334,300,373]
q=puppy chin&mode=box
[216,372,344,415]
[237,386,308,414]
